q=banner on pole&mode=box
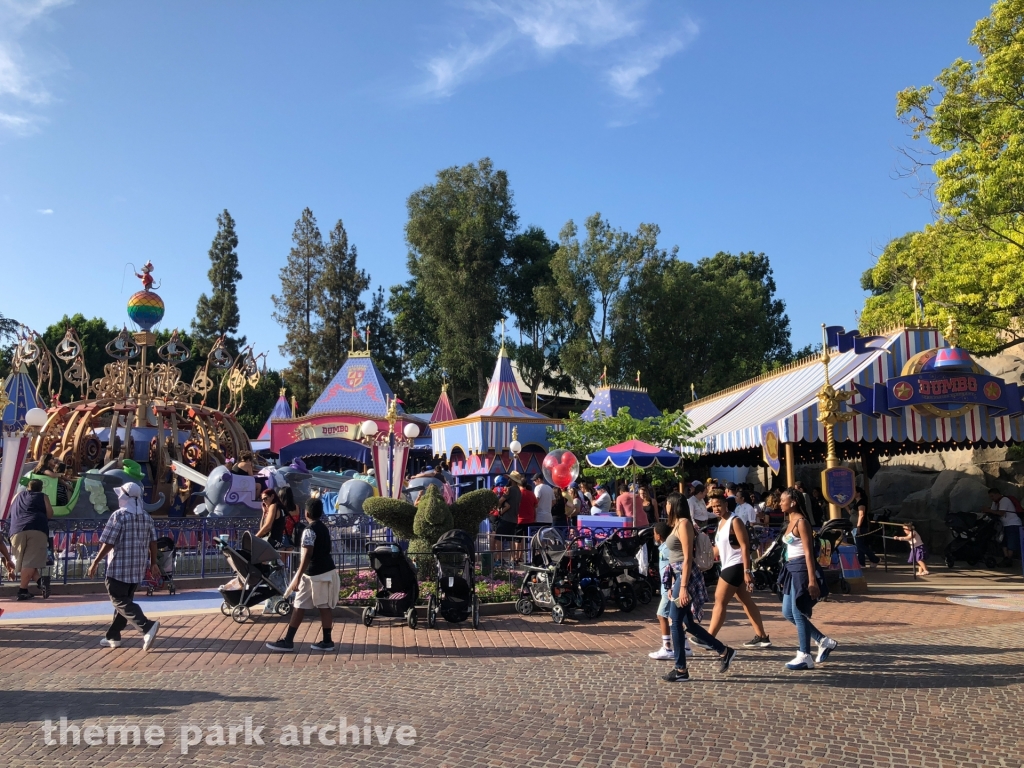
[760,423,781,476]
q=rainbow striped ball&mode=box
[127,290,165,330]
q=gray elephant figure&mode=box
[56,463,165,518]
[192,465,264,518]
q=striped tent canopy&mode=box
[257,389,293,442]
[581,385,661,422]
[684,326,1024,462]
[1,366,39,437]
[430,387,456,423]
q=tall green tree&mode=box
[405,158,517,407]
[865,0,1024,351]
[311,219,369,392]
[192,210,245,357]
[0,311,18,379]
[359,286,404,390]
[236,368,284,438]
[272,208,324,412]
[387,280,450,412]
[537,214,661,393]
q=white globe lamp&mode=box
[25,408,49,428]
[361,420,379,438]
[403,423,420,439]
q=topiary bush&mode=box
[451,488,497,535]
[362,496,416,541]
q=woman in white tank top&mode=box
[705,492,770,648]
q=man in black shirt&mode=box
[266,498,340,653]
[9,480,53,600]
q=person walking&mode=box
[778,488,838,670]
[850,487,880,568]
[983,488,1022,562]
[267,498,340,652]
[648,521,689,661]
[87,483,161,651]
[704,491,771,648]
[660,493,737,682]
[8,479,53,601]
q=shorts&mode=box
[657,591,672,619]
[515,524,533,537]
[11,530,48,571]
[493,519,517,537]
[294,569,340,610]
[719,563,745,588]
[1005,526,1022,558]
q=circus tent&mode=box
[580,384,661,422]
[251,388,293,451]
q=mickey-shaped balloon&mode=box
[541,449,579,490]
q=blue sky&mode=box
[0,0,991,370]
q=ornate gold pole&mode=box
[817,324,854,520]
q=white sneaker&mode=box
[684,641,694,657]
[816,637,838,664]
[785,651,815,670]
[142,620,160,652]
[649,647,674,660]
[99,638,122,649]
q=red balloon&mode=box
[542,449,579,489]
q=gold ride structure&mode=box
[12,263,263,512]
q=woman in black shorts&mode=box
[705,491,771,649]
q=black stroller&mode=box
[817,518,853,596]
[944,511,1009,568]
[142,536,177,596]
[362,544,419,629]
[752,529,785,593]
[515,527,602,624]
[428,529,480,629]
[217,532,292,623]
[581,527,655,612]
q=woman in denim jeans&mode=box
[661,498,737,682]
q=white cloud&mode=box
[606,22,697,100]
[416,0,696,106]
[0,0,71,136]
[37,208,52,214]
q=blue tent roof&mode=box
[306,352,401,418]
[468,347,546,419]
[581,386,661,421]
[2,366,39,437]
[258,390,293,441]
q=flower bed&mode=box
[337,566,519,605]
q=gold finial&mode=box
[499,317,506,354]
[441,369,449,393]
[820,323,831,386]
[385,395,399,431]
[278,387,286,397]
[511,425,519,442]
[945,316,960,347]
[350,327,355,354]
[364,326,371,353]
[690,383,696,402]
[636,370,641,387]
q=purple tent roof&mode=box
[468,347,546,419]
[581,385,661,422]
[430,387,457,423]
[2,366,39,437]
[306,352,402,418]
[257,390,293,442]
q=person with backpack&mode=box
[659,492,737,682]
[704,490,772,648]
[778,487,838,670]
[982,488,1022,562]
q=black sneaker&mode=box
[310,641,336,652]
[742,634,772,648]
[718,646,737,673]
[690,636,714,651]
[16,590,34,601]
[661,668,690,682]
[265,639,295,653]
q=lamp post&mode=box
[1,407,49,520]
[817,324,854,520]
[361,397,420,499]
[509,426,522,473]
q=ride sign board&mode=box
[854,373,1022,420]
[760,423,781,476]
[821,466,855,506]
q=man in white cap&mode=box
[87,482,161,651]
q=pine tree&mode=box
[192,210,245,357]
[359,285,404,388]
[311,219,369,392]
[272,208,324,412]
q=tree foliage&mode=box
[405,158,517,406]
[311,219,370,393]
[0,311,18,379]
[235,368,283,438]
[360,286,404,390]
[192,210,245,358]
[546,407,702,488]
[866,0,1024,351]
[272,208,325,411]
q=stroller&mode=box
[142,536,177,596]
[580,527,654,612]
[816,519,852,596]
[428,529,480,629]
[362,544,419,629]
[217,532,291,623]
[515,527,602,624]
[751,529,785,593]
[944,511,1008,568]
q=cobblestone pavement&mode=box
[1,591,1022,767]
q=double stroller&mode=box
[217,532,292,623]
[578,527,655,612]
[428,529,480,629]
[362,544,419,629]
[515,527,602,624]
[141,536,177,596]
[944,511,1009,568]
[817,518,853,596]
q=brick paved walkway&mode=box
[2,591,1022,767]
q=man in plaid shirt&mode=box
[87,482,161,651]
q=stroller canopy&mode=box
[433,529,476,558]
[242,531,282,564]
